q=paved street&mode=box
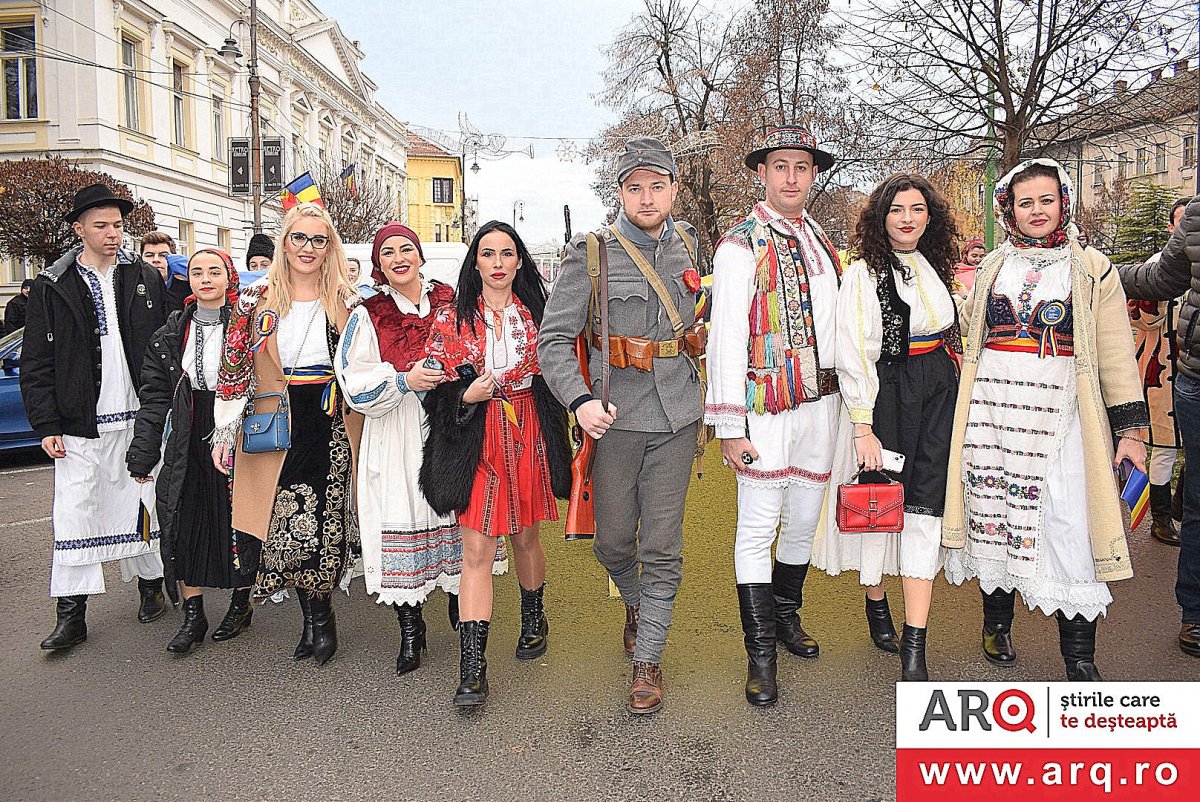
[0,444,1196,802]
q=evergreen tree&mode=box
[1109,181,1179,264]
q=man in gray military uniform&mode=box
[539,137,702,715]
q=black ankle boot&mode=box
[865,594,900,653]
[292,591,315,661]
[137,577,167,623]
[211,588,253,642]
[455,620,490,707]
[40,595,88,651]
[1150,483,1182,546]
[167,596,208,654]
[900,624,929,681]
[395,602,427,676]
[981,587,1018,666]
[308,593,338,666]
[737,584,778,706]
[772,561,819,658]
[448,593,460,631]
[516,583,548,659]
[1056,611,1102,681]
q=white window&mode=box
[172,62,187,147]
[212,95,225,160]
[1,23,37,120]
[1155,142,1167,173]
[177,220,194,256]
[1092,163,1105,187]
[1185,136,1197,168]
[1136,147,1149,175]
[120,38,139,129]
[1117,152,1129,180]
[217,227,230,253]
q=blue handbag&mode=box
[241,391,291,453]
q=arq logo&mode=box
[919,688,1037,733]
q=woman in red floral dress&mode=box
[420,220,571,707]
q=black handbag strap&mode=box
[847,468,899,484]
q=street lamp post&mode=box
[512,199,525,228]
[217,0,263,234]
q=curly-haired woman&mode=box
[942,159,1147,681]
[815,173,962,681]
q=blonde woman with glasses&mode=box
[212,203,363,666]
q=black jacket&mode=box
[126,303,230,599]
[20,247,166,439]
[419,374,572,516]
[1120,195,1200,382]
[2,292,28,335]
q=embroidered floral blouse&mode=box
[424,298,541,392]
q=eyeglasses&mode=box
[288,231,330,250]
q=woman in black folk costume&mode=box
[127,249,260,653]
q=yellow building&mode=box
[406,132,465,244]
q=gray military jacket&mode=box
[538,211,703,433]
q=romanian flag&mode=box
[1120,460,1151,530]
[339,164,358,196]
[280,172,323,210]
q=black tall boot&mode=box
[454,620,490,707]
[395,602,426,676]
[448,593,460,631]
[900,624,929,681]
[292,591,315,661]
[1150,482,1181,546]
[865,594,900,653]
[981,587,1018,666]
[211,588,253,642]
[1056,611,1102,681]
[167,595,208,654]
[137,577,167,623]
[40,595,88,651]
[516,583,548,659]
[772,561,819,658]
[737,584,778,706]
[308,592,338,666]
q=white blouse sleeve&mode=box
[704,240,757,439]
[835,261,883,425]
[335,305,410,418]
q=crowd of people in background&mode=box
[15,126,1200,715]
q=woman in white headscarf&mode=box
[941,159,1148,681]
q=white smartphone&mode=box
[881,448,906,473]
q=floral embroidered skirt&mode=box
[943,349,1113,620]
[255,384,357,597]
[459,388,558,538]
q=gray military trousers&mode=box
[592,421,698,664]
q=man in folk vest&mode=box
[539,138,703,715]
[705,126,844,705]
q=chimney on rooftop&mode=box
[1173,59,1189,76]
[1113,79,1129,93]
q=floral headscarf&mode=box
[993,158,1073,249]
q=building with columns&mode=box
[0,0,410,301]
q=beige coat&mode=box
[230,299,363,542]
[942,243,1146,582]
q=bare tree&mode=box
[854,0,1196,171]
[310,163,400,244]
[0,155,155,268]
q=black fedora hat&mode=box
[65,183,135,223]
[744,125,836,172]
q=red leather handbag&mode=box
[837,471,904,534]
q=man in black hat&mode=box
[540,137,705,715]
[244,232,274,273]
[2,278,34,335]
[21,183,168,651]
[705,125,845,705]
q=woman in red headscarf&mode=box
[336,223,506,676]
[126,248,260,655]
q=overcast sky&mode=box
[322,0,646,246]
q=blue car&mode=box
[0,328,39,450]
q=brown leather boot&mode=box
[623,604,639,657]
[627,660,663,715]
